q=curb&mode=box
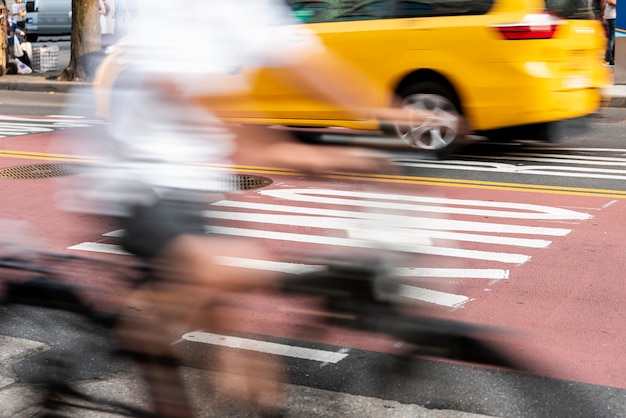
[0,80,91,94]
[608,95,626,108]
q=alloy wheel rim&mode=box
[396,93,460,150]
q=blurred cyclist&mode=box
[65,0,437,415]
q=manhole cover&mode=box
[0,163,92,179]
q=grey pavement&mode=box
[0,335,492,418]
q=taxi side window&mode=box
[394,0,493,18]
[289,0,393,23]
[544,0,592,19]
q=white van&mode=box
[24,0,72,42]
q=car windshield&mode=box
[288,0,494,23]
[544,0,593,19]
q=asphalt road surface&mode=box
[1,100,626,417]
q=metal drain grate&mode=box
[214,174,272,191]
[0,163,273,191]
[0,163,92,179]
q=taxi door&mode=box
[215,0,402,125]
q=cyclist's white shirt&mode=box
[74,0,322,216]
[124,0,320,95]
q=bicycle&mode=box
[0,243,197,418]
[0,243,527,418]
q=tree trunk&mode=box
[57,0,101,81]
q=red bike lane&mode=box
[1,127,625,391]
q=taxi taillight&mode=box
[493,13,560,40]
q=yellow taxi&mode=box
[95,0,612,155]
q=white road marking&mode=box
[68,189,592,308]
[517,147,626,152]
[216,257,510,281]
[66,244,498,308]
[393,268,509,280]
[0,115,103,138]
[398,285,469,307]
[102,230,124,237]
[394,148,626,181]
[214,256,326,275]
[182,332,349,363]
[68,242,129,255]
[206,210,552,248]
[208,225,531,264]
[258,189,591,221]
[213,201,574,236]
[498,153,626,163]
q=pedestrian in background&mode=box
[603,0,617,65]
[7,0,25,29]
[97,0,109,34]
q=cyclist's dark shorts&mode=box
[118,197,207,262]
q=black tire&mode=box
[291,130,323,144]
[26,33,38,43]
[392,81,466,158]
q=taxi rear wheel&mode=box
[291,130,323,144]
[393,81,464,156]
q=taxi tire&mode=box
[292,130,323,144]
[393,81,465,158]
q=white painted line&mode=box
[206,210,552,248]
[395,160,626,181]
[64,244,477,307]
[214,256,325,275]
[394,268,509,280]
[102,230,124,237]
[504,152,626,163]
[212,200,573,236]
[208,226,531,264]
[398,285,470,308]
[259,189,591,221]
[67,242,508,282]
[516,147,626,152]
[68,242,129,255]
[0,115,99,125]
[216,257,509,281]
[346,225,550,248]
[182,332,348,363]
[0,125,53,132]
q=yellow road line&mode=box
[0,150,96,163]
[1,150,624,199]
[227,164,626,199]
